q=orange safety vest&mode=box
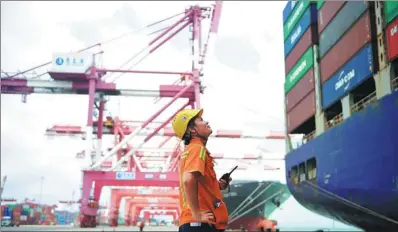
[178,138,229,230]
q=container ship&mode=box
[222,180,290,231]
[282,1,398,231]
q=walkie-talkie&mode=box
[220,165,238,192]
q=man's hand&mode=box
[219,177,232,190]
[192,210,216,224]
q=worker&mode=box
[258,216,272,232]
[258,219,266,232]
[240,224,246,232]
[172,108,231,232]
[258,216,275,232]
[139,220,145,232]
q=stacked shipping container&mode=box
[55,210,77,225]
[282,1,393,133]
[385,2,398,62]
[1,203,57,225]
[283,0,318,133]
[319,1,377,109]
[1,204,21,225]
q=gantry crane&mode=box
[1,1,224,227]
[1,1,297,228]
[45,117,290,172]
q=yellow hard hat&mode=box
[172,108,203,139]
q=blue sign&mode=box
[115,172,136,180]
[55,57,64,65]
[283,1,298,24]
[55,56,85,67]
[284,4,317,58]
[138,189,152,195]
[93,109,98,118]
[322,44,373,109]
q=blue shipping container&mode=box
[283,1,299,24]
[3,207,11,217]
[55,211,74,225]
[322,43,373,109]
[319,1,368,58]
[284,4,318,57]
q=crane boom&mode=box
[0,175,7,198]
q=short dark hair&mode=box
[183,116,197,145]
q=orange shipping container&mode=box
[286,90,316,133]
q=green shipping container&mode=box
[8,204,17,211]
[285,46,314,93]
[22,208,31,214]
[385,1,398,24]
[317,0,325,10]
[283,1,311,40]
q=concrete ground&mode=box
[0,225,179,231]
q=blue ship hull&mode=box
[285,90,398,230]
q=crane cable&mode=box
[105,17,191,83]
[4,11,186,80]
[1,69,10,77]
[105,7,213,83]
[101,11,186,46]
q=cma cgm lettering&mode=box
[283,1,312,41]
[283,1,298,24]
[285,46,314,93]
[319,1,368,58]
[284,4,317,57]
[322,44,373,109]
[386,18,398,61]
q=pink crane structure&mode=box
[1,2,296,228]
[1,2,224,227]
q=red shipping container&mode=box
[287,90,316,133]
[318,1,346,34]
[320,11,371,84]
[13,206,22,213]
[285,25,318,74]
[386,18,398,61]
[286,68,315,112]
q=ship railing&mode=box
[299,173,306,182]
[325,113,343,130]
[302,130,316,143]
[351,91,377,114]
[392,76,398,91]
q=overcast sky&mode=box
[1,1,358,229]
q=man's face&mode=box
[191,116,212,137]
